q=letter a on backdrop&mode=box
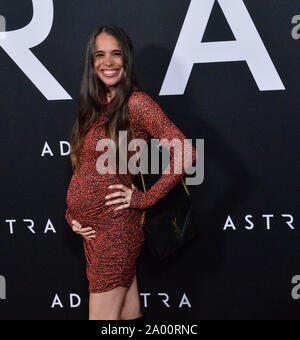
[160,0,285,95]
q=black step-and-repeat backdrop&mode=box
[0,0,299,320]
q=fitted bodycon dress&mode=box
[65,89,197,293]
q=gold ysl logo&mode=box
[171,217,181,234]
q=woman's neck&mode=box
[106,87,115,102]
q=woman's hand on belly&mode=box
[70,219,96,241]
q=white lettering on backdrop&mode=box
[160,0,285,95]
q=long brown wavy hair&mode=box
[69,24,141,185]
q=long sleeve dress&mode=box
[65,89,198,293]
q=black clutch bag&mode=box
[129,120,198,261]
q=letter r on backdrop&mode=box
[0,0,71,100]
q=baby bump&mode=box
[66,173,85,213]
[66,171,126,223]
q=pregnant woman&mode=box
[65,24,197,320]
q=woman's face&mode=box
[93,32,124,90]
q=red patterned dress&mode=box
[65,89,197,293]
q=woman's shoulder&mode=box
[129,87,149,100]
[128,88,156,112]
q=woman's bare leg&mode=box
[120,274,142,320]
[89,285,128,320]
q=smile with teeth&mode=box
[102,69,120,77]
